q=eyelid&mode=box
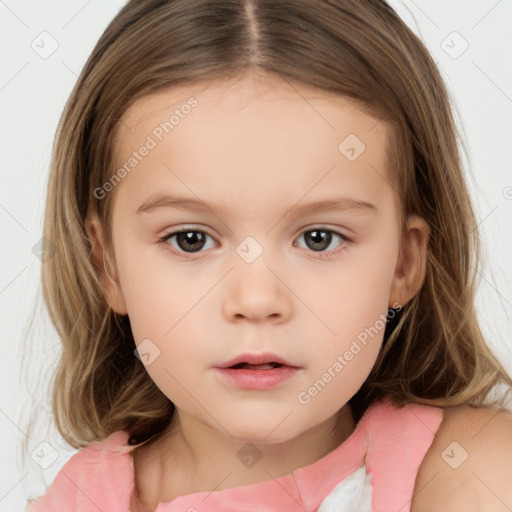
[159,226,218,246]
[159,224,351,240]
[301,225,352,241]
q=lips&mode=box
[213,353,301,390]
[214,352,299,369]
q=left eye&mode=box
[294,228,347,253]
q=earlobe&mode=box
[85,211,128,315]
[388,215,430,308]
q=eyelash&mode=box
[158,227,351,259]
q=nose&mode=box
[222,257,293,323]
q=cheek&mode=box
[113,230,177,340]
[114,235,217,372]
[306,245,397,342]
[306,242,398,382]
[115,248,207,400]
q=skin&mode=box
[86,72,430,510]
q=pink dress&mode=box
[25,397,443,512]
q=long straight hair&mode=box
[26,0,512,452]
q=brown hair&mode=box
[23,0,512,456]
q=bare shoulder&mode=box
[411,403,512,512]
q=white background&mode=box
[1,1,511,510]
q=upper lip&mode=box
[214,352,300,369]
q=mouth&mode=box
[213,359,300,390]
[214,352,300,370]
[228,362,285,370]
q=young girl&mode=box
[23,0,512,511]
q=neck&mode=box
[133,404,355,510]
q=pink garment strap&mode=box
[360,399,444,512]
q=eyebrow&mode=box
[136,194,378,217]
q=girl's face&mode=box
[98,74,421,443]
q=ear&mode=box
[388,215,430,308]
[85,211,128,315]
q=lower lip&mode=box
[213,366,300,390]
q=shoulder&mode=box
[411,403,512,511]
[24,431,132,511]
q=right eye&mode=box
[159,229,217,255]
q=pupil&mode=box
[307,230,330,251]
[177,231,205,252]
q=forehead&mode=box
[117,74,385,142]
[111,75,395,216]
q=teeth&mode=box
[232,362,281,370]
